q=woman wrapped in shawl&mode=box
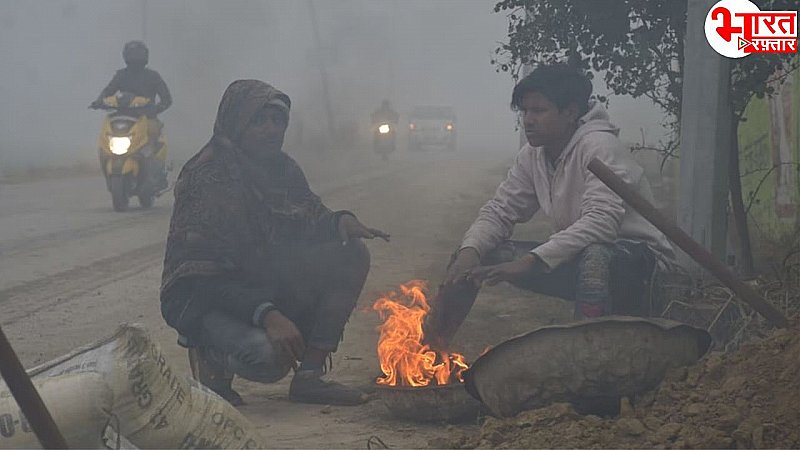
[161,80,389,406]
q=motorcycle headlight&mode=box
[110,136,131,155]
[378,124,391,134]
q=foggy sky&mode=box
[0,0,668,170]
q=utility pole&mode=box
[519,7,534,149]
[677,0,732,274]
[389,0,397,101]
[307,0,336,140]
[141,0,148,42]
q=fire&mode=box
[373,280,469,387]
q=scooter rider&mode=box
[371,99,399,127]
[91,41,171,189]
[371,99,399,159]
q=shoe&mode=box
[289,369,368,406]
[188,347,245,406]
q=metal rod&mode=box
[0,326,68,448]
[587,157,789,328]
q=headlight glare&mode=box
[110,136,131,155]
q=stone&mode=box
[619,397,635,418]
[686,368,703,386]
[752,425,765,449]
[551,402,574,417]
[643,416,664,431]
[722,375,748,393]
[655,423,682,442]
[715,406,742,432]
[665,367,688,383]
[617,418,647,436]
[686,427,733,449]
[684,403,704,416]
[735,397,749,410]
[584,415,603,425]
[732,428,753,448]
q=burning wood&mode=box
[373,280,468,387]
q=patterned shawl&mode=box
[161,80,337,298]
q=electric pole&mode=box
[677,0,733,274]
[141,0,148,42]
[307,0,336,141]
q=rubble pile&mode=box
[437,319,800,449]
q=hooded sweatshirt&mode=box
[461,102,677,270]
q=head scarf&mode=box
[161,80,334,298]
[212,79,291,146]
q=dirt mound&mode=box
[437,319,800,449]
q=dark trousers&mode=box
[430,240,657,345]
[483,240,657,317]
[194,239,370,383]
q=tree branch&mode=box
[744,162,800,215]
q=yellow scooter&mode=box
[93,92,168,211]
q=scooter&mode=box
[373,121,396,161]
[92,92,168,211]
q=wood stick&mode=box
[587,158,788,328]
[0,326,68,448]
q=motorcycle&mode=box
[92,92,168,211]
[372,121,396,161]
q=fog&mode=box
[0,0,668,172]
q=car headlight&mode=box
[110,136,131,155]
[378,124,391,134]
[445,123,454,131]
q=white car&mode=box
[407,106,457,151]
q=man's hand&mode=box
[262,310,305,369]
[468,253,539,287]
[443,248,481,287]
[338,214,390,244]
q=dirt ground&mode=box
[442,318,800,449]
[0,146,577,448]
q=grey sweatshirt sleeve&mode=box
[531,137,628,269]
[460,150,540,258]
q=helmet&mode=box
[122,41,148,67]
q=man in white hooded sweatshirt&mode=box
[426,64,678,348]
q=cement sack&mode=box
[0,372,112,449]
[19,323,267,449]
[464,316,712,417]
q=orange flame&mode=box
[373,280,469,387]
